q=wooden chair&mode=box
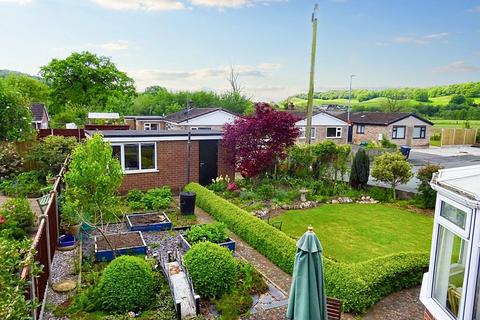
[447,285,461,316]
[327,297,343,320]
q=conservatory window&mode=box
[441,201,467,229]
[432,225,468,318]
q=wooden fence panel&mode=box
[440,128,477,146]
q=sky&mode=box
[0,0,479,101]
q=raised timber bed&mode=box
[94,231,147,262]
[179,233,236,252]
[126,212,172,232]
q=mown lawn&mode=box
[432,119,480,129]
[271,203,433,263]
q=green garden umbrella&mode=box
[287,226,328,320]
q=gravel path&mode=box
[43,247,80,320]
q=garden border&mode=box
[185,183,430,313]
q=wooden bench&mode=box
[327,297,342,320]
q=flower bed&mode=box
[94,231,147,262]
[179,233,236,252]
[126,212,172,232]
[185,183,429,314]
[180,223,236,252]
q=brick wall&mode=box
[218,140,235,179]
[352,123,431,147]
[119,140,232,193]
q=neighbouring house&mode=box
[30,103,49,129]
[124,115,166,131]
[164,107,239,131]
[290,111,349,144]
[333,112,433,147]
[420,165,480,320]
[85,130,234,193]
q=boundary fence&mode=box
[20,158,68,319]
[432,128,478,146]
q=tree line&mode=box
[0,51,252,133]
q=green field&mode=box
[271,204,433,263]
[432,119,480,129]
[290,95,480,109]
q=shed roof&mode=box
[432,165,480,201]
[88,112,120,120]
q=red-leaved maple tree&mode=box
[223,102,299,177]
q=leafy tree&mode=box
[0,74,49,104]
[223,103,299,177]
[0,82,33,141]
[64,134,123,225]
[371,152,413,200]
[349,148,370,189]
[416,164,442,208]
[449,94,466,105]
[0,144,23,180]
[413,89,429,102]
[40,51,135,115]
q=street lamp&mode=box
[347,74,356,123]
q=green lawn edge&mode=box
[185,183,429,314]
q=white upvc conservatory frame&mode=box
[420,177,480,320]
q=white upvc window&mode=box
[298,127,316,139]
[144,123,159,131]
[326,127,342,138]
[111,142,157,173]
[191,127,212,130]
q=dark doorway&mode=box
[347,125,353,143]
[199,140,218,186]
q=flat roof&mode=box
[85,129,224,142]
[88,112,120,119]
[124,115,165,120]
[432,165,480,201]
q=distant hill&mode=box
[0,69,41,80]
[286,82,480,110]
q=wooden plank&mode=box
[165,261,196,319]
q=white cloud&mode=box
[433,61,480,73]
[97,40,130,51]
[467,6,480,13]
[394,32,448,45]
[0,0,33,4]
[375,41,390,47]
[91,0,185,11]
[189,0,285,8]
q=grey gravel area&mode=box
[43,247,79,320]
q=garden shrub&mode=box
[26,135,77,178]
[97,256,156,312]
[185,223,229,244]
[416,164,442,209]
[0,144,23,180]
[0,170,45,197]
[0,197,35,239]
[368,186,392,202]
[185,183,430,313]
[142,187,172,210]
[183,241,237,298]
[126,189,144,203]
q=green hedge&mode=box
[185,183,429,313]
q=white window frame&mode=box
[357,124,365,134]
[298,127,316,139]
[423,194,475,320]
[143,123,159,131]
[111,142,158,174]
[326,127,342,139]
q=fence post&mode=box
[464,129,467,145]
[30,269,37,320]
[476,128,479,145]
[441,128,444,147]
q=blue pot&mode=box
[59,234,76,247]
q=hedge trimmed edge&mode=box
[185,183,429,313]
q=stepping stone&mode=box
[52,279,76,293]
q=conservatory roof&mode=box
[432,165,480,201]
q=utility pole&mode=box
[305,4,318,144]
[347,74,356,122]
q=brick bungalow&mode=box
[332,112,433,147]
[289,110,349,144]
[124,115,167,131]
[85,130,234,194]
